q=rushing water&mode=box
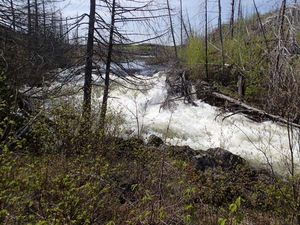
[27,67,300,173]
[105,72,300,173]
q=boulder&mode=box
[196,148,246,171]
[167,145,199,160]
[147,134,164,147]
[164,145,246,171]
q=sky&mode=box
[61,0,279,21]
[59,0,282,44]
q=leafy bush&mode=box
[0,72,28,152]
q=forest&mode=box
[1,0,300,224]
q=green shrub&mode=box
[0,72,28,152]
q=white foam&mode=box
[102,72,300,173]
[31,69,300,173]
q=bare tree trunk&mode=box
[34,0,39,33]
[99,0,117,131]
[27,0,32,63]
[75,13,79,45]
[180,0,183,46]
[187,14,192,35]
[205,0,209,80]
[10,0,15,31]
[182,19,190,39]
[166,0,177,58]
[279,0,287,40]
[65,17,69,44]
[27,0,32,37]
[229,0,235,38]
[253,0,270,53]
[82,0,96,121]
[218,0,225,74]
[51,13,56,35]
[291,0,298,50]
[59,10,63,38]
[237,74,245,100]
[275,0,287,80]
[238,0,243,20]
[42,0,46,35]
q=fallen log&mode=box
[211,91,300,129]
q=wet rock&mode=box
[147,134,164,147]
[112,138,144,159]
[167,145,200,160]
[164,145,246,171]
[196,148,246,171]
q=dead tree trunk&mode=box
[274,0,287,84]
[27,0,32,42]
[51,13,56,36]
[82,0,96,121]
[237,0,243,20]
[34,0,38,33]
[99,0,117,131]
[210,91,300,128]
[180,0,183,46]
[42,0,46,35]
[166,0,177,58]
[204,0,209,80]
[279,0,287,41]
[229,0,235,38]
[27,0,32,71]
[182,19,190,39]
[291,0,298,51]
[187,14,192,35]
[59,11,63,38]
[237,74,245,100]
[10,0,16,31]
[218,0,225,75]
[65,17,69,44]
[253,0,270,53]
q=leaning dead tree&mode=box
[253,0,270,53]
[166,0,178,58]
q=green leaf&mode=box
[218,218,227,225]
[229,203,237,213]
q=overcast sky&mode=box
[61,0,279,20]
[59,0,282,44]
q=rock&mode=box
[147,135,164,147]
[111,138,144,159]
[196,148,246,171]
[163,145,245,171]
[167,145,199,160]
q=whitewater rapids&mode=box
[40,70,300,173]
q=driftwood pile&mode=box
[163,68,300,128]
[160,68,197,110]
